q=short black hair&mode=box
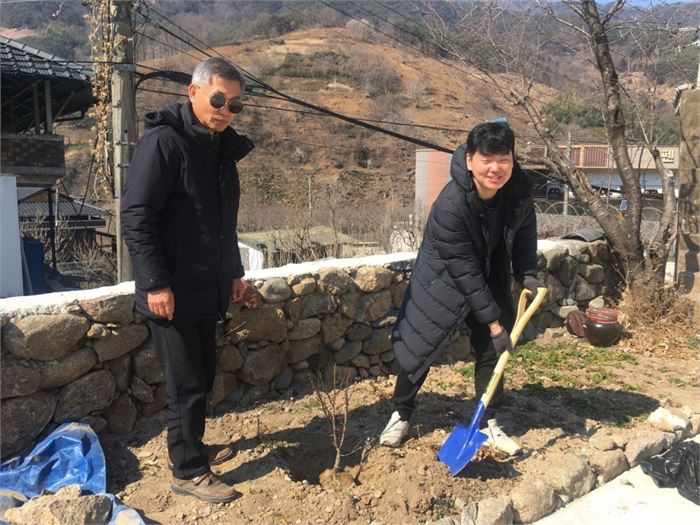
[466,121,515,157]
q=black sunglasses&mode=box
[209,92,244,114]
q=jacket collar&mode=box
[179,102,255,162]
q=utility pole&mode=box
[564,130,571,227]
[111,0,136,282]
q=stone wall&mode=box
[0,240,613,457]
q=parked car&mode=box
[546,181,563,200]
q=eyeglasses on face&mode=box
[208,91,244,114]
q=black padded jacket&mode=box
[121,102,254,318]
[393,143,538,381]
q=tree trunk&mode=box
[646,148,677,280]
[579,0,644,265]
[512,89,642,280]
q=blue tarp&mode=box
[0,422,144,524]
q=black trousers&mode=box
[393,312,503,427]
[148,316,217,480]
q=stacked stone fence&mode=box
[0,239,614,458]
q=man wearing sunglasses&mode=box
[121,57,254,503]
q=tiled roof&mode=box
[17,188,108,218]
[0,35,93,82]
[1,35,94,133]
[18,200,108,219]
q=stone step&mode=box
[679,233,700,251]
[679,215,700,235]
[677,251,700,273]
[678,182,700,205]
[677,270,700,295]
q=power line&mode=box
[373,0,425,29]
[137,71,455,151]
[138,86,187,98]
[133,0,268,91]
[134,30,204,61]
[317,0,475,81]
[133,6,260,92]
[129,4,453,152]
[135,0,223,58]
[371,0,496,69]
[348,0,434,48]
[135,87,467,133]
[135,10,211,59]
[250,102,468,132]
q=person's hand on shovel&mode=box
[521,275,545,296]
[490,325,513,356]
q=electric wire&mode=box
[137,86,467,135]
[134,30,204,61]
[128,1,455,151]
[317,0,476,81]
[347,0,439,50]
[248,103,469,132]
[134,10,213,59]
[135,0,223,58]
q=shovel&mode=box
[437,286,548,476]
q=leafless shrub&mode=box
[344,19,377,42]
[310,366,357,474]
[69,237,116,288]
[620,278,695,355]
[345,50,403,97]
[19,215,72,264]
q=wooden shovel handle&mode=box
[479,287,548,409]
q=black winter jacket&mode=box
[393,143,538,381]
[121,102,254,318]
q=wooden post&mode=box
[32,83,41,134]
[677,87,700,317]
[111,0,136,282]
[46,188,57,270]
[43,80,53,134]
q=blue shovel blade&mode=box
[437,401,489,476]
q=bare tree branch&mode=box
[601,0,627,27]
[537,0,590,37]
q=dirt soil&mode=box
[103,328,700,525]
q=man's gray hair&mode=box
[191,57,245,89]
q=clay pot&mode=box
[585,307,619,322]
[565,310,587,338]
[583,316,622,347]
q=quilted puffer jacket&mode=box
[393,143,537,381]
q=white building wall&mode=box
[0,176,23,298]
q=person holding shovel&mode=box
[379,121,542,455]
[121,57,256,503]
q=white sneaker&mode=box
[379,411,409,447]
[483,418,521,456]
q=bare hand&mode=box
[231,278,247,303]
[147,287,174,320]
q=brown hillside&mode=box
[61,26,558,234]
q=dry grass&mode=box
[620,279,697,357]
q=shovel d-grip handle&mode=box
[479,287,547,409]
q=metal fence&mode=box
[534,198,662,245]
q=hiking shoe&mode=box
[379,411,409,447]
[167,443,236,470]
[171,470,240,504]
[483,418,521,456]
